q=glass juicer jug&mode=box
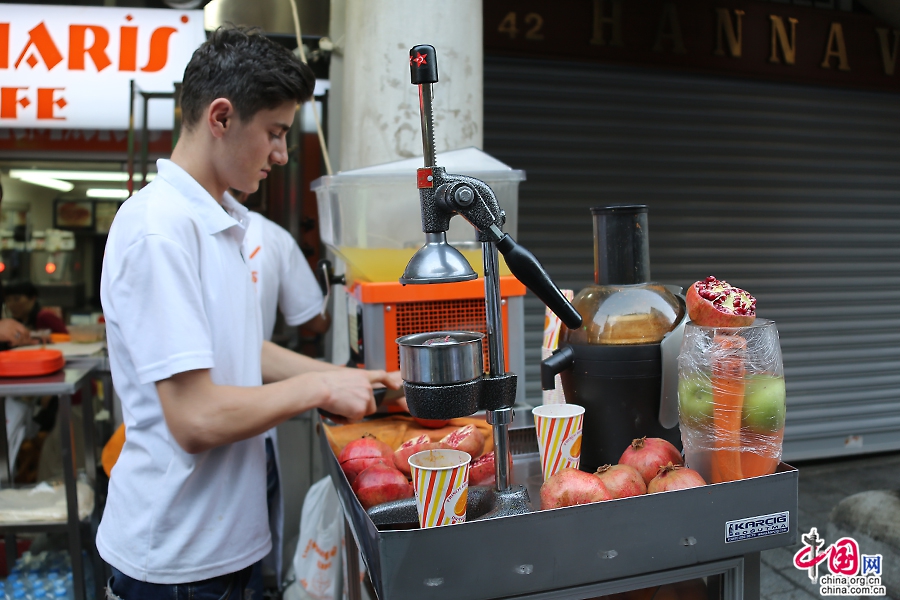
[542,205,687,472]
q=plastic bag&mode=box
[677,319,786,483]
[283,478,371,600]
[4,397,28,474]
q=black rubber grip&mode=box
[409,45,438,84]
[495,234,583,330]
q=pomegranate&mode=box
[441,424,485,459]
[352,462,414,509]
[618,437,683,485]
[686,276,756,328]
[647,462,706,493]
[392,434,449,476]
[468,451,514,486]
[540,468,612,509]
[413,417,450,429]
[338,434,394,485]
[594,464,647,499]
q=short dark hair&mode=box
[180,26,315,130]
[5,280,37,299]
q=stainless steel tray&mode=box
[319,419,798,600]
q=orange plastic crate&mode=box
[351,276,526,373]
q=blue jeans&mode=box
[106,565,257,600]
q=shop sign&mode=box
[0,4,205,129]
[484,0,900,92]
[0,128,172,155]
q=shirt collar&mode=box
[156,159,250,236]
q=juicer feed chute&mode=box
[401,44,582,498]
[541,205,687,473]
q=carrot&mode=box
[740,425,784,478]
[740,450,778,478]
[710,334,746,483]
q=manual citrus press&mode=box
[395,45,582,515]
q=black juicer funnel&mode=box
[593,205,650,285]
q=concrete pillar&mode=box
[326,0,483,366]
[329,0,483,172]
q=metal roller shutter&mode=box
[484,55,900,461]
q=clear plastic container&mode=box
[677,319,786,483]
[312,147,525,283]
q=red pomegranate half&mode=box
[338,434,394,485]
[540,468,612,509]
[594,464,647,499]
[647,462,706,493]
[441,424,485,459]
[468,451,514,486]
[686,276,756,327]
[352,462,414,509]
[619,437,683,485]
[392,434,449,477]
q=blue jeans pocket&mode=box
[108,568,247,600]
[185,576,234,600]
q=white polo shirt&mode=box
[239,209,323,581]
[97,159,270,583]
[241,211,323,341]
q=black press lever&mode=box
[495,235,582,330]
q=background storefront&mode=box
[482,0,900,461]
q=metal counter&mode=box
[0,359,103,600]
[319,416,798,600]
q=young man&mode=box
[237,202,327,589]
[98,27,397,598]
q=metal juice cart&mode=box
[320,45,799,600]
[321,417,798,600]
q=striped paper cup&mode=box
[408,449,471,528]
[532,404,585,481]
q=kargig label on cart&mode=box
[725,511,789,543]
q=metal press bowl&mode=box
[396,331,484,385]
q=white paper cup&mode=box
[532,404,585,481]
[408,449,471,528]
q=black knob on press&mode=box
[410,45,438,84]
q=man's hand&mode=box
[382,370,403,390]
[0,319,30,347]
[315,369,399,422]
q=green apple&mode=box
[679,374,714,427]
[741,374,786,432]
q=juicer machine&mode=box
[397,45,582,499]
